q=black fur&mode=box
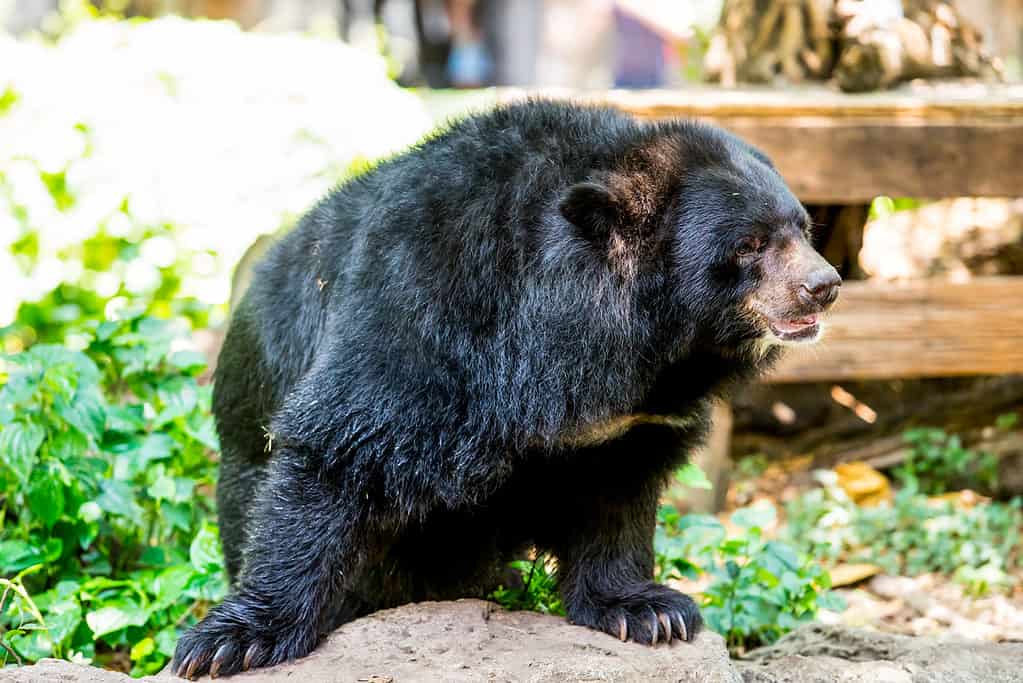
[173,100,815,678]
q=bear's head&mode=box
[559,121,840,361]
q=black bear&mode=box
[173,100,840,678]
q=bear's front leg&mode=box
[172,449,368,679]
[555,484,702,645]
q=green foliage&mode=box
[0,153,218,350]
[785,471,1022,594]
[868,196,926,220]
[0,313,224,675]
[995,412,1019,431]
[0,86,18,116]
[675,463,713,490]
[656,502,843,654]
[493,501,843,654]
[490,555,564,616]
[894,427,998,494]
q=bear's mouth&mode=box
[767,314,820,343]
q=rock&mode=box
[2,600,739,683]
[167,599,740,683]
[0,658,132,683]
[734,624,1023,683]
[7,609,1023,682]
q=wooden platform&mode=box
[498,83,1023,203]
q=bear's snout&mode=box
[797,264,841,310]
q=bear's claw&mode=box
[171,596,318,679]
[571,583,701,647]
[242,643,260,671]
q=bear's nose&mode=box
[799,267,841,309]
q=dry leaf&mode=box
[829,563,883,588]
[835,461,892,506]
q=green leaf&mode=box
[675,463,713,490]
[39,169,75,211]
[121,432,175,464]
[54,388,106,441]
[168,350,208,374]
[0,84,19,115]
[151,565,195,611]
[0,421,46,484]
[0,538,62,573]
[156,376,199,425]
[8,628,55,661]
[730,502,777,531]
[48,429,90,462]
[131,637,155,661]
[28,470,65,528]
[95,320,120,342]
[780,571,803,594]
[725,560,740,580]
[85,600,149,637]
[995,413,1019,430]
[763,541,800,573]
[31,345,101,385]
[105,404,147,433]
[154,626,179,657]
[0,540,37,572]
[42,600,83,648]
[816,591,847,612]
[183,412,219,450]
[78,500,103,523]
[172,477,197,502]
[189,524,223,572]
[162,501,194,532]
[147,472,176,501]
[96,479,145,526]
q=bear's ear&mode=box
[559,181,619,239]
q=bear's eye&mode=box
[735,237,763,258]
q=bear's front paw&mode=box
[569,582,702,646]
[171,596,319,679]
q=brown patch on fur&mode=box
[607,233,637,280]
[607,136,685,238]
[597,135,686,278]
[556,413,697,448]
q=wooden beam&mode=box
[767,275,1023,382]
[706,120,1023,203]
[497,84,1023,203]
[684,402,733,514]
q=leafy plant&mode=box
[656,502,843,654]
[494,502,843,654]
[785,471,1022,594]
[490,554,564,616]
[0,312,224,675]
[894,427,999,494]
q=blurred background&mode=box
[1,0,1022,678]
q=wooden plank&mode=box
[496,84,1023,202]
[703,120,1023,203]
[565,83,1023,122]
[767,275,1023,382]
